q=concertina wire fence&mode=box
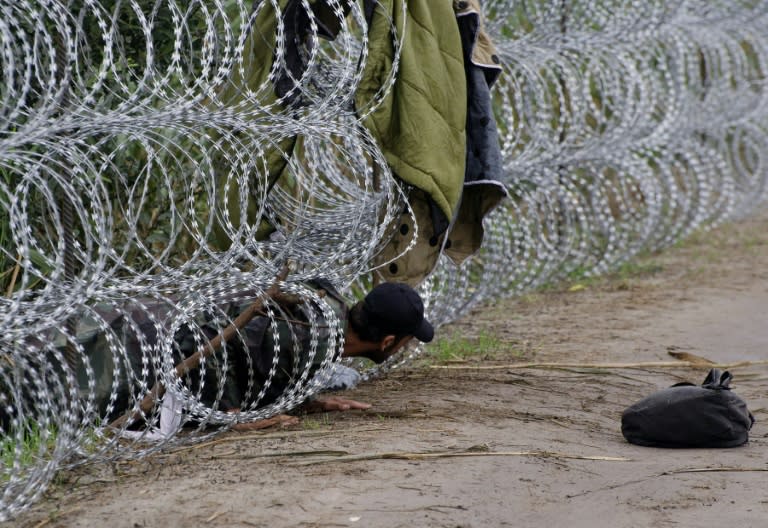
[2,0,768,520]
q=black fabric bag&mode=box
[621,369,755,448]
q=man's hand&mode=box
[303,395,372,413]
[231,413,299,432]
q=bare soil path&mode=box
[15,209,768,528]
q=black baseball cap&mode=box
[362,282,434,342]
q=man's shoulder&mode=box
[301,279,349,326]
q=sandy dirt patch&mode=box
[13,209,768,528]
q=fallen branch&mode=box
[109,265,290,429]
[292,448,630,466]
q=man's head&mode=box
[345,282,434,363]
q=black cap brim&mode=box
[414,318,434,343]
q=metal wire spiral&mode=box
[385,0,768,371]
[2,0,768,520]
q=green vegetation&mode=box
[609,258,664,280]
[421,330,521,364]
[534,251,664,294]
[301,413,332,430]
[1,167,19,296]
[1,1,253,296]
[0,422,57,483]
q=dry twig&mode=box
[666,350,716,365]
[205,511,225,523]
[164,426,391,456]
[291,448,630,466]
[210,449,349,460]
[5,255,20,297]
[661,467,768,475]
[31,507,82,528]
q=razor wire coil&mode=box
[2,0,768,520]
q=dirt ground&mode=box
[13,209,768,528]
